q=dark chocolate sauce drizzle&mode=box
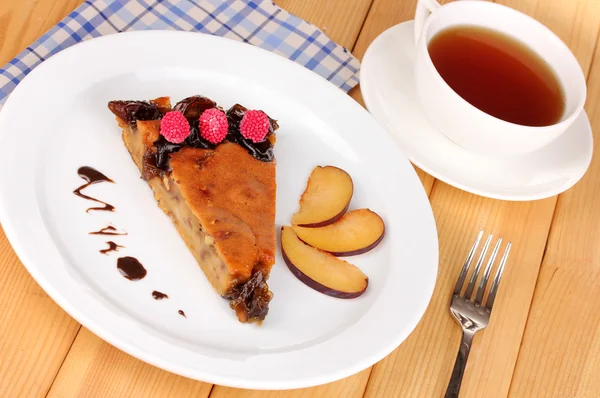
[100,241,124,255]
[178,310,186,318]
[152,290,169,300]
[90,225,128,236]
[117,256,147,281]
[73,166,115,212]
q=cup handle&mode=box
[414,0,441,46]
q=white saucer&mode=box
[360,21,593,201]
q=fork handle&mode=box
[444,331,475,398]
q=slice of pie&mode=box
[107,95,277,323]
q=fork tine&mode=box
[453,230,483,295]
[475,238,502,304]
[486,242,511,310]
[464,234,492,299]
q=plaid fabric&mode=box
[0,0,360,108]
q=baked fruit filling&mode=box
[108,96,277,322]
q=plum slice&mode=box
[293,209,385,256]
[281,226,368,299]
[292,166,353,228]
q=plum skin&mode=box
[281,239,368,299]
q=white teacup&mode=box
[413,0,587,157]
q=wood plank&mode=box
[365,191,557,398]
[276,0,373,49]
[508,6,600,397]
[46,328,213,398]
[0,1,85,396]
[360,0,600,397]
[0,227,81,397]
[0,0,84,66]
[352,0,418,60]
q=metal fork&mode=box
[444,230,512,398]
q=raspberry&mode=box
[199,108,228,144]
[160,111,190,143]
[239,110,270,143]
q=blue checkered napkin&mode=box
[0,0,360,108]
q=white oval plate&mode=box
[361,21,593,201]
[0,31,437,390]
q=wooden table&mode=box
[1,0,599,396]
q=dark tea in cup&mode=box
[427,25,564,127]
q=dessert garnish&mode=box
[284,166,385,298]
[225,104,276,162]
[152,291,169,300]
[199,108,229,144]
[130,100,279,176]
[172,95,215,119]
[107,101,162,125]
[89,225,128,236]
[160,111,191,143]
[293,209,385,256]
[240,110,270,143]
[178,310,186,317]
[99,241,124,255]
[117,256,147,281]
[73,168,160,302]
[292,166,353,227]
[281,226,368,299]
[73,166,115,213]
